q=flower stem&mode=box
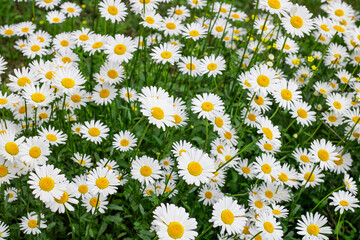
[311,185,344,213]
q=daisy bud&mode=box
[267,61,273,67]
[268,54,274,60]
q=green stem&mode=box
[195,223,214,240]
[236,92,255,134]
[304,121,323,145]
[336,213,343,240]
[336,116,360,147]
[311,185,344,213]
[284,119,296,134]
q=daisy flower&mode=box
[0,157,17,185]
[172,140,193,157]
[20,212,47,235]
[87,167,120,197]
[191,93,224,120]
[199,54,226,77]
[0,24,16,37]
[112,130,137,152]
[60,2,82,17]
[82,193,109,214]
[19,136,51,168]
[298,164,324,188]
[296,212,332,240]
[253,153,281,183]
[105,34,136,63]
[0,221,9,239]
[7,67,40,92]
[177,148,215,186]
[139,97,175,130]
[247,63,279,95]
[273,79,301,110]
[120,87,138,102]
[45,186,79,213]
[98,61,125,85]
[270,204,289,219]
[15,21,35,36]
[4,187,18,202]
[329,190,359,214]
[152,203,198,240]
[53,32,75,52]
[234,158,256,179]
[159,17,183,36]
[290,100,316,127]
[22,84,54,108]
[92,83,117,105]
[28,164,67,203]
[331,150,352,175]
[38,126,67,146]
[21,40,48,59]
[344,174,357,195]
[99,0,128,23]
[140,10,163,29]
[35,0,61,9]
[182,22,207,41]
[131,156,162,185]
[80,120,109,144]
[210,196,247,235]
[309,139,338,170]
[168,5,190,21]
[281,4,314,37]
[326,93,351,115]
[53,66,86,94]
[72,28,94,47]
[0,131,24,162]
[255,212,283,240]
[46,10,66,24]
[150,43,181,65]
[259,0,290,16]
[177,56,202,76]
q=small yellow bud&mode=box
[81,4,86,8]
[82,20,87,24]
[308,56,314,62]
[311,65,317,70]
[39,20,44,25]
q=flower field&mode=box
[0,0,360,239]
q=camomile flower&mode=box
[4,187,18,202]
[187,0,206,9]
[21,40,48,59]
[19,136,51,168]
[253,153,281,183]
[141,10,163,29]
[321,111,343,127]
[326,93,351,114]
[191,93,225,120]
[99,0,128,23]
[80,120,109,144]
[210,168,226,188]
[344,174,357,195]
[98,61,125,85]
[249,91,273,113]
[177,148,215,186]
[28,30,52,47]
[23,84,55,108]
[324,43,349,68]
[199,54,226,77]
[120,87,138,102]
[331,149,352,174]
[0,55,7,75]
[254,18,274,36]
[38,126,67,146]
[277,164,299,188]
[290,100,316,127]
[7,67,40,92]
[0,221,10,239]
[234,158,256,179]
[0,131,24,162]
[210,196,247,235]
[257,138,282,154]
[270,204,289,218]
[281,4,314,37]
[71,123,82,136]
[143,183,157,197]
[20,212,47,235]
[211,18,228,38]
[129,0,159,14]
[298,164,324,188]
[92,83,117,105]
[221,128,239,146]
[60,2,82,17]
[45,185,79,213]
[150,43,181,65]
[160,17,183,36]
[15,21,35,36]
[72,28,94,47]
[249,195,270,213]
[242,108,261,128]
[216,145,239,168]
[53,67,86,95]
[168,5,190,21]
[199,185,224,206]
[0,24,16,37]
[82,193,109,214]
[296,212,332,240]
[259,0,290,16]
[97,158,119,171]
[131,156,162,185]
[159,157,174,170]
[256,116,281,143]
[256,212,283,240]
[182,22,207,41]
[35,0,61,9]
[87,166,120,197]
[152,203,198,240]
[0,157,17,185]
[105,34,136,63]
[177,56,202,76]
[46,10,66,24]
[53,32,75,52]
[171,140,193,157]
[28,164,67,203]
[112,130,137,152]
[309,139,338,170]
[211,112,231,135]
[0,92,17,110]
[314,16,334,37]
[138,85,170,101]
[274,79,301,110]
[54,49,80,66]
[276,36,299,54]
[69,174,89,198]
[247,63,279,95]
[329,190,359,214]
[140,97,175,130]
[67,90,90,109]
[326,1,354,22]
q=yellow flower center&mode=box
[53,17,60,23]
[290,16,303,28]
[281,89,292,101]
[120,139,129,146]
[108,6,118,15]
[17,77,31,87]
[79,34,89,41]
[268,0,281,9]
[264,143,273,150]
[166,23,176,30]
[78,185,88,194]
[71,94,81,103]
[99,89,110,98]
[335,9,344,17]
[31,45,40,52]
[224,131,232,139]
[55,191,69,204]
[261,163,272,174]
[146,17,154,24]
[173,114,182,124]
[175,9,183,15]
[90,197,100,207]
[262,127,273,140]
[61,78,75,89]
[333,25,345,33]
[62,57,72,63]
[263,222,274,233]
[207,63,218,71]
[92,42,103,49]
[5,142,19,155]
[221,210,234,224]
[28,220,37,229]
[4,29,14,35]
[333,101,342,109]
[46,134,57,142]
[88,127,100,137]
[167,222,184,239]
[187,161,202,176]
[107,69,118,79]
[339,200,349,206]
[205,191,212,199]
[39,177,55,191]
[272,209,281,215]
[257,75,270,87]
[151,107,164,120]
[232,14,240,19]
[215,117,223,128]
[0,165,8,177]
[304,172,315,182]
[307,224,320,236]
[96,177,109,189]
[242,166,250,174]
[300,155,309,163]
[189,30,199,37]
[67,7,75,13]
[39,113,48,119]
[284,44,290,50]
[60,40,69,47]
[255,200,263,208]
[161,51,172,59]
[334,155,343,165]
[265,190,273,198]
[31,93,46,103]
[328,115,337,122]
[114,44,126,55]
[201,101,214,112]
[318,149,329,161]
[140,166,152,177]
[215,26,223,32]
[297,109,308,118]
[29,147,41,158]
[278,173,288,182]
[255,96,264,105]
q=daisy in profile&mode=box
[82,193,109,214]
[46,10,66,24]
[344,174,357,195]
[178,56,202,76]
[120,87,138,102]
[38,126,67,146]
[253,153,281,182]
[281,4,314,37]
[112,130,137,152]
[182,22,207,41]
[5,187,18,202]
[92,83,117,105]
[290,100,316,127]
[177,148,215,186]
[28,164,67,203]
[298,164,324,188]
[172,140,193,157]
[309,139,338,170]
[247,63,279,95]
[329,190,359,214]
[45,186,79,213]
[105,34,136,63]
[296,212,332,239]
[256,212,283,240]
[140,97,175,130]
[150,43,181,65]
[210,196,247,235]
[131,156,162,185]
[160,17,183,36]
[80,120,109,144]
[20,212,47,235]
[191,93,224,120]
[99,0,128,23]
[199,54,226,77]
[19,136,51,168]
[87,166,120,197]
[152,203,198,240]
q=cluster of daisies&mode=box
[0,0,360,239]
